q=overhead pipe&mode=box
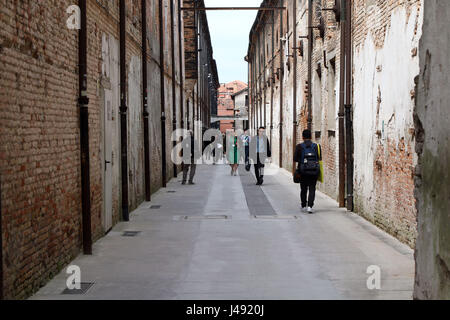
[142,0,151,202]
[159,0,167,188]
[119,0,129,221]
[78,0,92,253]
[170,0,178,178]
[344,0,354,211]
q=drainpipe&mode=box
[159,0,167,188]
[270,8,274,147]
[78,0,92,253]
[170,0,177,178]
[178,0,185,131]
[258,33,262,128]
[307,0,313,131]
[338,0,346,207]
[279,0,284,168]
[292,0,298,174]
[0,176,3,299]
[263,22,267,127]
[142,0,151,202]
[344,0,354,211]
[119,0,129,221]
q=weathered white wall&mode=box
[353,3,422,244]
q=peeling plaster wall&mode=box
[414,0,450,300]
[353,2,423,247]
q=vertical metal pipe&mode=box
[292,0,298,174]
[270,8,274,147]
[279,0,284,168]
[78,0,92,253]
[142,0,151,202]
[345,0,354,211]
[307,0,313,131]
[159,0,167,188]
[178,0,185,131]
[0,175,3,299]
[258,33,262,128]
[170,0,178,177]
[338,0,346,207]
[263,22,267,127]
[119,0,129,221]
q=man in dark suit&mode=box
[249,127,271,185]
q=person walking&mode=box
[294,129,322,213]
[181,130,199,185]
[250,127,271,185]
[227,130,240,176]
[242,129,251,171]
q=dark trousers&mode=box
[182,163,196,183]
[300,176,318,208]
[254,154,264,183]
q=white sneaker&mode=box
[301,207,307,213]
[307,207,314,214]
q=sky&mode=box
[204,0,262,85]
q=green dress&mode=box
[227,136,240,164]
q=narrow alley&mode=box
[31,164,413,300]
[1,0,449,303]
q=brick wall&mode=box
[0,0,190,299]
[0,0,82,299]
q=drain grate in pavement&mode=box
[149,205,161,209]
[122,231,141,237]
[167,190,176,193]
[61,282,94,295]
[173,215,231,221]
[239,170,277,216]
[253,215,300,220]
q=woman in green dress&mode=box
[227,130,240,176]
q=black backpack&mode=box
[299,143,320,177]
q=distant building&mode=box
[216,80,248,133]
[231,88,249,131]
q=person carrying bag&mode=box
[293,129,322,214]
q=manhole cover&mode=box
[122,231,141,237]
[61,282,94,295]
[173,215,231,221]
[253,215,300,220]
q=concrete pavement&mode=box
[30,163,414,300]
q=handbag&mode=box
[317,144,324,183]
[293,168,302,184]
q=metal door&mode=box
[103,89,113,231]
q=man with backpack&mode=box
[294,129,322,213]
